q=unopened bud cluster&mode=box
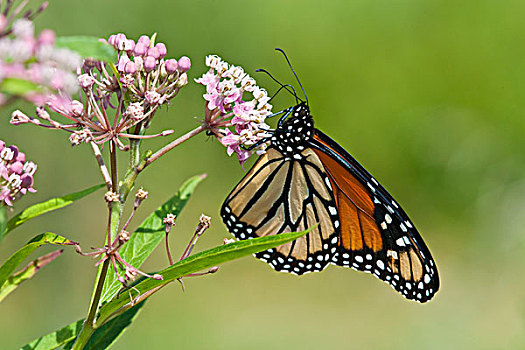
[107,33,190,119]
[0,140,37,206]
[10,33,188,149]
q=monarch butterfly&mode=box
[221,50,439,303]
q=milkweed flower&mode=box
[196,55,273,165]
[11,33,188,149]
[0,5,81,106]
[0,140,37,206]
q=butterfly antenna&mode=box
[275,47,308,106]
[255,68,301,104]
[269,84,300,103]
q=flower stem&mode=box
[72,141,122,349]
[71,259,110,350]
[141,124,206,168]
[110,141,118,192]
[120,124,206,202]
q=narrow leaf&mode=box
[100,174,206,303]
[0,206,6,242]
[20,319,84,350]
[55,36,118,63]
[64,302,144,350]
[0,250,63,302]
[3,184,104,239]
[0,233,76,289]
[0,78,42,96]
[19,302,144,350]
[97,228,311,324]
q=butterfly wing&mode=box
[221,147,340,275]
[310,129,439,302]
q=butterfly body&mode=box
[271,103,314,156]
[221,102,439,303]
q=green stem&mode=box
[71,259,110,350]
[72,141,122,350]
[120,124,206,202]
[73,123,206,348]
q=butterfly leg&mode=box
[264,107,292,121]
[277,107,294,127]
[242,137,271,151]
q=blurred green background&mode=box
[1,0,525,349]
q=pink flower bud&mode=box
[71,100,84,117]
[124,61,137,74]
[133,56,144,71]
[178,56,191,73]
[117,55,130,72]
[143,56,156,72]
[134,42,148,56]
[137,35,151,48]
[0,140,5,152]
[147,47,160,59]
[78,74,95,89]
[108,34,117,47]
[16,152,25,163]
[38,29,56,46]
[155,43,167,58]
[115,33,127,49]
[165,59,178,74]
[119,39,135,52]
[10,161,24,174]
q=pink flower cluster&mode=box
[0,140,37,206]
[109,34,191,79]
[0,18,81,105]
[196,55,273,164]
[11,33,189,149]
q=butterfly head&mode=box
[271,102,314,156]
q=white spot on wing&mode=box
[324,177,332,190]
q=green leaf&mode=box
[97,228,312,325]
[55,36,118,63]
[0,78,42,96]
[3,184,104,240]
[0,206,6,243]
[20,319,84,350]
[19,302,144,350]
[0,233,76,289]
[100,174,206,303]
[0,250,63,302]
